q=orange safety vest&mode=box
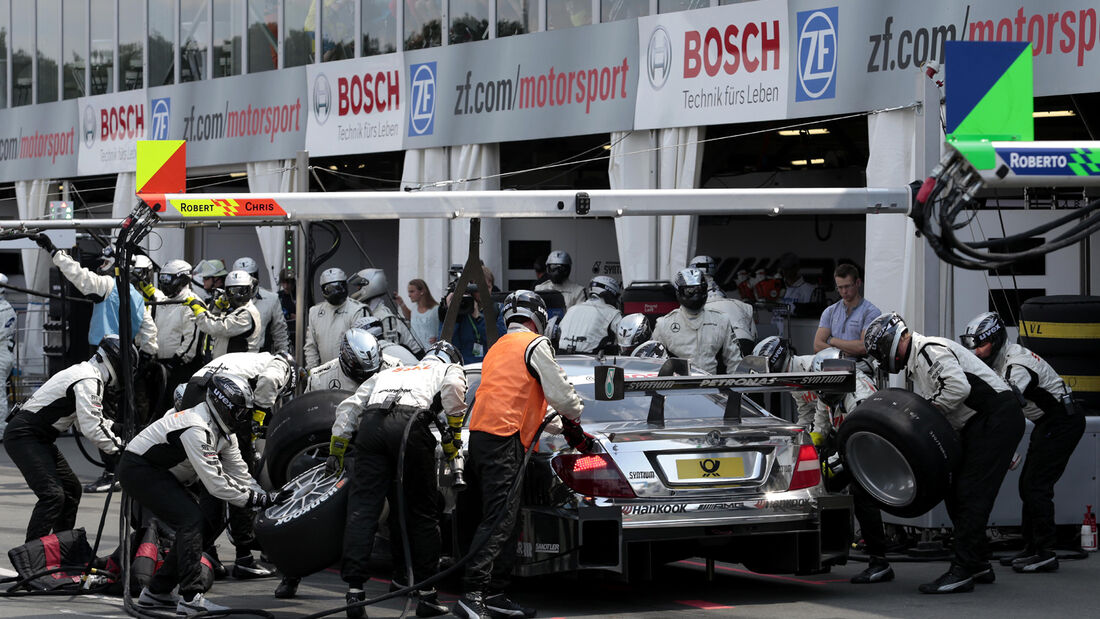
[469,331,548,447]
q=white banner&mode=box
[635,1,790,130]
[306,54,405,157]
[76,90,147,176]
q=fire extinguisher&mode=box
[1082,505,1098,552]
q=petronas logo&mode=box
[604,367,618,400]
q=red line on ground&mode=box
[678,560,838,585]
[677,599,734,610]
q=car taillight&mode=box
[551,453,637,499]
[787,444,821,491]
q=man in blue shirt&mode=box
[814,263,881,355]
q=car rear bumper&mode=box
[512,494,852,578]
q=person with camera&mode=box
[327,341,467,619]
[455,291,588,619]
[961,312,1085,574]
[439,280,503,364]
[121,373,287,615]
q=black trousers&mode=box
[118,453,219,598]
[852,482,887,558]
[3,428,82,542]
[341,409,440,588]
[462,431,524,594]
[1020,408,1085,552]
[944,394,1025,573]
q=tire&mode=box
[837,388,961,518]
[263,389,353,488]
[1040,355,1100,411]
[253,464,350,578]
[1019,296,1100,358]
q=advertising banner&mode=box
[635,1,790,130]
[77,90,147,176]
[0,100,78,183]
[146,68,307,167]
[306,53,405,157]
[786,0,1100,119]
[403,20,638,149]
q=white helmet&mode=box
[130,254,154,284]
[0,273,8,296]
[158,259,193,297]
[232,257,259,278]
[586,276,621,305]
[688,255,719,277]
[319,268,348,305]
[351,315,385,339]
[224,270,256,308]
[349,268,388,301]
[193,259,228,279]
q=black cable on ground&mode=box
[394,413,418,619]
[299,416,556,619]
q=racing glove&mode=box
[442,436,461,461]
[809,431,826,448]
[214,294,230,311]
[246,489,285,509]
[326,435,350,475]
[560,417,595,453]
[137,280,158,302]
[183,296,207,316]
[33,233,57,255]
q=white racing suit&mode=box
[195,301,263,359]
[789,355,819,430]
[253,288,290,354]
[119,402,263,599]
[535,280,586,309]
[303,299,368,369]
[305,354,402,393]
[0,296,17,428]
[651,307,742,374]
[361,296,425,356]
[189,352,293,413]
[332,359,468,587]
[53,250,158,354]
[903,333,1025,574]
[706,296,757,342]
[812,368,877,435]
[558,298,622,354]
[994,343,1073,422]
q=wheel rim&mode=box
[845,431,917,507]
[264,464,344,521]
[284,442,330,482]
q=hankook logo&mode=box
[82,105,96,147]
[313,73,332,125]
[409,62,437,136]
[646,26,672,90]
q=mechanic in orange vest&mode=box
[454,290,587,619]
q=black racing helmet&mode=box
[752,336,792,374]
[864,312,910,374]
[425,340,464,365]
[545,250,572,285]
[92,334,138,390]
[960,312,1007,363]
[205,373,255,435]
[339,329,382,383]
[673,267,708,312]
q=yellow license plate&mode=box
[675,457,745,480]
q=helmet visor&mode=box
[321,281,348,305]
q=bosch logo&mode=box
[313,73,332,125]
[82,105,96,147]
[409,62,437,136]
[151,98,171,140]
[795,7,838,101]
[646,26,672,90]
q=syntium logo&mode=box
[795,7,838,101]
[409,62,437,136]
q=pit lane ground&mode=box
[0,436,1094,619]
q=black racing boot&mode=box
[1000,547,1036,567]
[1012,549,1059,573]
[84,470,120,493]
[346,588,367,619]
[275,576,301,599]
[972,563,996,584]
[454,591,492,619]
[415,589,450,617]
[233,554,278,579]
[918,564,975,594]
[484,592,537,618]
[850,557,895,584]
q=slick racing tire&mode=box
[254,464,350,578]
[1018,295,1100,358]
[837,388,961,518]
[263,389,353,488]
[1041,355,1100,411]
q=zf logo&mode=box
[409,62,436,136]
[151,97,171,140]
[795,7,838,101]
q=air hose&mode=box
[300,415,558,619]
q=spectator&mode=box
[396,278,441,348]
[814,263,881,355]
[278,270,297,343]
